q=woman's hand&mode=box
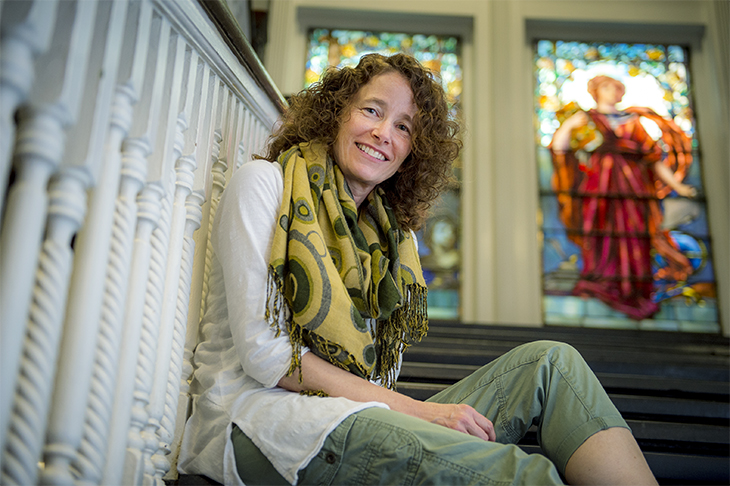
[565,111,590,128]
[420,402,496,441]
[654,161,697,198]
[278,352,496,441]
[552,111,590,153]
[674,183,697,198]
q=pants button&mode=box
[325,452,337,464]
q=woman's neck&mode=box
[596,101,620,115]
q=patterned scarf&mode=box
[266,141,428,389]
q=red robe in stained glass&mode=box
[551,109,693,320]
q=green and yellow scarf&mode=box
[266,141,428,390]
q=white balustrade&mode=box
[0,0,284,484]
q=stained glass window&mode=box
[306,28,463,319]
[534,40,719,332]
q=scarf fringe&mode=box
[265,269,284,337]
[266,267,304,381]
[377,283,429,390]
[300,389,329,397]
[265,271,329,397]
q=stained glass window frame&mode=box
[533,38,720,333]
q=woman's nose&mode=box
[372,122,390,144]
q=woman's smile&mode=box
[356,142,387,161]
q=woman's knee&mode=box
[519,340,586,368]
[508,340,596,392]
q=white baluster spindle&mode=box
[180,67,220,438]
[102,10,173,484]
[237,108,252,169]
[150,44,201,483]
[123,26,187,486]
[38,1,128,483]
[200,80,228,320]
[74,2,154,483]
[0,0,59,217]
[0,0,97,466]
[159,53,216,482]
[1,171,87,485]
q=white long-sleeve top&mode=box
[177,160,391,485]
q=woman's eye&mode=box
[398,124,410,133]
[364,107,377,115]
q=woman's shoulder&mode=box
[225,159,283,200]
[230,159,282,185]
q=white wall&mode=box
[264,0,729,335]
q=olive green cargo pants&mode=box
[233,340,628,485]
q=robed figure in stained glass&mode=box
[550,75,695,320]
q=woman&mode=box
[551,75,695,320]
[179,55,657,485]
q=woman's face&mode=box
[333,71,417,206]
[596,81,623,106]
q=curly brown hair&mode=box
[258,53,461,231]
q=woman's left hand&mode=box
[422,402,496,441]
[674,183,697,198]
[654,161,696,198]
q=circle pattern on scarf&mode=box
[329,246,343,272]
[363,344,376,367]
[294,198,314,222]
[308,165,325,198]
[351,304,367,332]
[288,257,312,315]
[333,217,348,238]
[289,230,331,330]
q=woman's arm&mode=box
[551,111,589,153]
[215,161,303,388]
[278,351,496,441]
[654,160,696,197]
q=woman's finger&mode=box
[455,405,496,442]
[473,414,496,441]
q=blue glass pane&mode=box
[536,147,554,191]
